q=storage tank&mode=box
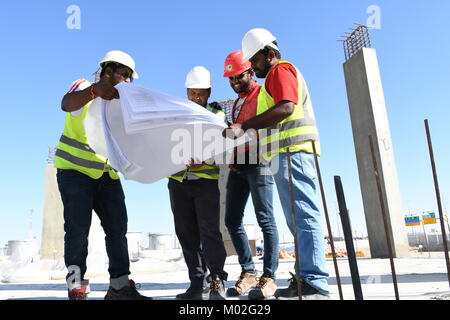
[148,233,173,251]
[126,231,142,261]
[7,239,39,262]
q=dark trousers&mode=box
[168,178,228,288]
[56,169,130,282]
[225,164,279,278]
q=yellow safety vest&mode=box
[54,102,120,180]
[169,104,224,182]
[257,61,320,161]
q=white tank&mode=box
[7,239,39,262]
[148,233,173,251]
[126,231,142,261]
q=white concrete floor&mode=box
[1,251,449,300]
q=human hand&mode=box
[222,123,244,139]
[229,164,241,174]
[93,83,120,100]
[186,158,204,170]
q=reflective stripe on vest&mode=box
[59,135,96,154]
[169,165,220,182]
[257,61,320,161]
[54,103,119,180]
[55,148,105,171]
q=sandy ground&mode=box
[1,249,449,300]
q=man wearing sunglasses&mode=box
[222,51,279,300]
[55,50,150,300]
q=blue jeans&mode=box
[56,169,130,282]
[225,164,279,279]
[271,152,329,295]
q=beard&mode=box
[254,61,271,78]
[232,81,249,94]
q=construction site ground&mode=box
[0,250,449,301]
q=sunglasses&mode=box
[229,69,252,81]
[115,70,133,82]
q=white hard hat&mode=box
[99,50,139,79]
[185,66,212,89]
[242,28,278,61]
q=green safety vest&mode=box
[257,61,320,161]
[169,104,225,182]
[54,102,120,180]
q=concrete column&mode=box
[40,165,108,263]
[343,48,410,258]
[40,165,65,260]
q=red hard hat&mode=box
[223,50,251,77]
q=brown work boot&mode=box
[226,271,258,297]
[209,275,226,300]
[248,277,277,300]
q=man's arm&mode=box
[61,83,120,112]
[240,63,298,131]
[241,100,294,131]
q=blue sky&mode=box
[0,0,449,246]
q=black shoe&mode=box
[104,280,152,300]
[274,272,329,300]
[176,286,210,300]
[209,275,226,300]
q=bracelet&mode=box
[89,84,97,100]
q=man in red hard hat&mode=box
[223,51,279,300]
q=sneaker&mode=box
[104,280,152,300]
[274,272,330,300]
[209,275,226,300]
[176,286,210,300]
[226,272,258,297]
[248,277,277,300]
[68,280,90,300]
[68,285,88,300]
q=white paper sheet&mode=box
[84,83,250,184]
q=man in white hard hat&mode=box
[168,66,228,300]
[225,29,330,300]
[55,50,150,300]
